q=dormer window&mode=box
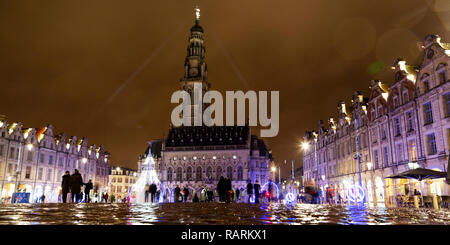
[378,105,383,117]
[403,91,408,103]
[439,71,446,84]
[393,96,399,108]
[437,63,447,84]
[424,80,430,92]
[445,93,450,118]
[421,74,430,93]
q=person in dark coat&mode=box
[144,184,150,202]
[149,183,157,202]
[174,185,181,202]
[70,169,83,203]
[225,178,232,203]
[183,185,190,202]
[246,181,253,203]
[235,188,240,201]
[207,190,214,202]
[84,179,93,203]
[61,171,71,203]
[217,176,226,202]
[254,180,261,203]
[192,193,199,203]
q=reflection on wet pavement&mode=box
[0,203,448,225]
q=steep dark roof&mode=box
[250,135,273,160]
[143,139,162,158]
[190,23,203,32]
[165,126,249,147]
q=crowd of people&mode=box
[167,179,266,203]
[54,171,293,204]
[59,169,95,203]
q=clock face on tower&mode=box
[190,59,198,67]
[189,68,198,77]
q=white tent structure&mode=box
[130,142,160,203]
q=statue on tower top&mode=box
[195,6,200,22]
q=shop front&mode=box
[375,177,385,207]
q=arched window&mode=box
[186,166,192,181]
[436,63,447,84]
[206,166,212,179]
[237,166,243,181]
[167,167,172,182]
[196,167,202,181]
[176,167,182,181]
[444,93,450,118]
[402,90,409,103]
[227,166,233,180]
[377,103,383,117]
[216,167,222,180]
[421,73,430,93]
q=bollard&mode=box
[432,195,439,210]
[414,195,420,209]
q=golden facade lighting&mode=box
[37,127,47,142]
[23,128,32,139]
[8,123,17,134]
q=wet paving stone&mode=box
[0,203,448,225]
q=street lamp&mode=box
[271,166,276,181]
[301,142,310,151]
[13,141,30,203]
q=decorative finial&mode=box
[195,6,200,22]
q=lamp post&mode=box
[355,117,365,204]
[13,143,32,203]
[278,166,280,185]
[271,166,276,182]
[301,141,311,194]
[115,167,120,199]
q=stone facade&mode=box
[108,166,138,201]
[0,121,110,203]
[302,34,449,206]
[139,130,272,202]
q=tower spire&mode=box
[179,7,209,126]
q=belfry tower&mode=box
[181,7,210,92]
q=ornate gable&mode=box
[418,34,450,68]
